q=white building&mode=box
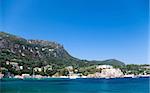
[9,62,18,67]
[0,73,4,79]
[34,67,42,72]
[96,65,113,69]
[22,74,31,78]
[14,75,23,79]
[44,65,52,72]
[66,66,73,71]
[19,66,23,70]
[49,49,54,52]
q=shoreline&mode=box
[1,75,150,81]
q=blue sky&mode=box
[1,0,149,64]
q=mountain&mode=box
[0,32,125,69]
[91,59,125,67]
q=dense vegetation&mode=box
[1,32,149,76]
[117,64,150,75]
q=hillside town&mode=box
[0,60,150,79]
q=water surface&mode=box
[0,77,149,93]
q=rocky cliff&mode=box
[0,32,125,68]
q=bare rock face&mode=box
[100,68,124,78]
[0,32,73,66]
[87,65,124,78]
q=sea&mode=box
[0,77,149,93]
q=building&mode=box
[141,66,150,69]
[0,73,4,79]
[43,65,52,72]
[14,75,23,79]
[9,62,18,67]
[19,66,23,70]
[22,74,31,78]
[34,75,43,79]
[66,66,73,71]
[7,62,20,70]
[34,67,42,72]
[96,65,113,69]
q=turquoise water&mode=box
[0,77,149,93]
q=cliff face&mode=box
[0,32,77,68]
[0,32,70,59]
[0,32,125,68]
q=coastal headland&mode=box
[0,32,150,79]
